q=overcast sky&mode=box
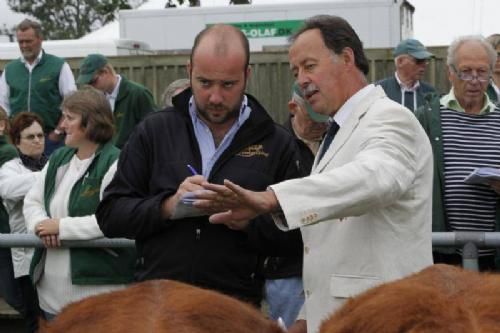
[1,0,498,46]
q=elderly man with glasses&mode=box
[377,38,437,112]
[415,35,500,272]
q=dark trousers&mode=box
[0,248,41,333]
[433,252,496,272]
[0,248,23,312]
[17,275,41,333]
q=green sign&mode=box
[209,20,303,39]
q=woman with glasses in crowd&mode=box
[23,87,136,320]
[0,111,47,332]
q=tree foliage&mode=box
[165,0,251,7]
[8,0,144,39]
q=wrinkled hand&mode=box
[489,180,500,195]
[35,218,60,236]
[35,218,61,248]
[40,234,61,248]
[193,179,279,229]
[161,175,206,219]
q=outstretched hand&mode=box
[193,179,279,229]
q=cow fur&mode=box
[320,264,500,333]
[38,279,285,333]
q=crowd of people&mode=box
[0,14,499,333]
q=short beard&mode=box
[196,94,244,125]
[22,50,36,62]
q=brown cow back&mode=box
[39,279,285,333]
[320,264,500,333]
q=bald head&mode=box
[190,24,250,71]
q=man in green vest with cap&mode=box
[77,54,156,148]
[0,19,76,156]
[376,38,437,112]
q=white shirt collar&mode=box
[333,84,375,127]
[108,75,121,100]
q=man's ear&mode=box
[447,65,454,82]
[340,47,356,68]
[288,101,297,115]
[0,120,5,134]
[395,56,405,69]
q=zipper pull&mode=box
[196,228,201,240]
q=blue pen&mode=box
[187,164,199,175]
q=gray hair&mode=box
[16,19,43,38]
[447,35,497,70]
[486,34,500,50]
[162,78,190,107]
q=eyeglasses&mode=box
[414,58,429,65]
[21,133,44,141]
[451,65,491,82]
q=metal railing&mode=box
[1,232,500,271]
[0,234,134,248]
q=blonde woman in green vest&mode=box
[23,87,135,320]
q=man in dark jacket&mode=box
[376,38,437,112]
[76,54,155,148]
[96,24,303,306]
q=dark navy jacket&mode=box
[97,88,304,305]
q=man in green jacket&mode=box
[0,19,76,156]
[415,35,500,271]
[76,54,156,148]
[376,38,437,112]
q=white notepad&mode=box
[464,167,500,185]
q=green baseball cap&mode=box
[393,39,433,60]
[77,54,108,85]
[292,83,329,123]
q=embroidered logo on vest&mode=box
[237,145,269,158]
[39,76,54,83]
[81,187,100,198]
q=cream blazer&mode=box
[271,86,434,333]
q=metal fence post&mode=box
[462,242,479,272]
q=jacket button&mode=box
[305,290,311,297]
[304,246,309,254]
[435,137,440,141]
